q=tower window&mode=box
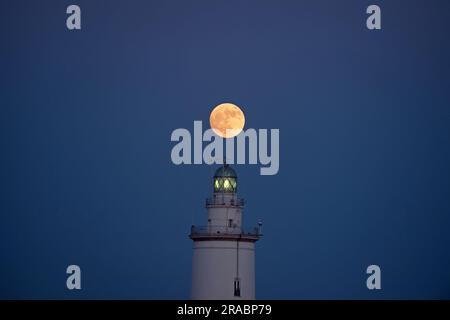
[228,219,233,227]
[234,278,241,297]
[213,177,237,193]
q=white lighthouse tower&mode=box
[190,163,262,300]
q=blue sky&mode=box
[1,0,450,299]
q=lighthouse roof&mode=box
[214,163,237,178]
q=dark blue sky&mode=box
[1,0,450,299]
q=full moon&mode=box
[209,103,245,138]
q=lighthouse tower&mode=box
[190,163,261,300]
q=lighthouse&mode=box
[190,163,262,300]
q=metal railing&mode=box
[190,225,260,237]
[205,197,245,207]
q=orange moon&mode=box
[209,103,245,138]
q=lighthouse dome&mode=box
[213,164,237,193]
[214,164,237,178]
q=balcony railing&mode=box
[190,225,261,238]
[205,197,245,207]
